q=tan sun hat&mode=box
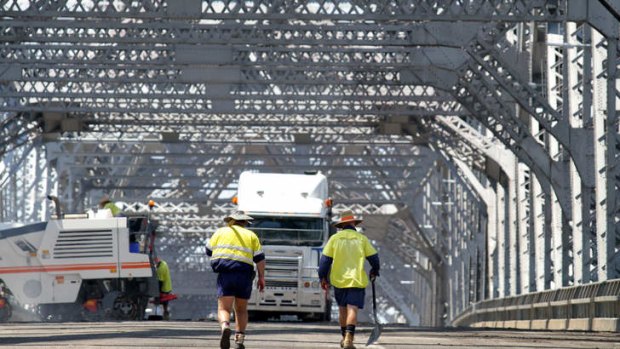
[333,210,363,228]
[223,211,254,223]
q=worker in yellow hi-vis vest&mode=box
[206,211,266,349]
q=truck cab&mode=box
[235,171,333,321]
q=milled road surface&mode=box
[0,321,618,348]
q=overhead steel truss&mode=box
[1,0,619,326]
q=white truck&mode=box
[235,171,333,321]
[0,197,159,321]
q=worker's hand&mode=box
[257,276,265,292]
[369,269,379,282]
[320,279,330,291]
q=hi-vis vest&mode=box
[207,225,264,273]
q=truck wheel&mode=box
[248,311,268,322]
[301,312,321,322]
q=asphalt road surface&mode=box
[0,321,618,348]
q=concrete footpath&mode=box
[0,321,618,348]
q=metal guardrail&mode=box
[452,279,620,332]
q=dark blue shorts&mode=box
[334,287,365,309]
[217,271,254,299]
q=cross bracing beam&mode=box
[0,44,463,65]
[8,82,452,103]
[116,201,395,237]
[467,24,595,191]
[85,113,380,126]
[454,62,571,215]
[0,100,463,117]
[46,141,436,158]
[0,21,482,47]
[48,141,435,213]
[0,0,570,21]
[0,143,53,222]
[67,165,428,199]
[424,117,488,175]
[468,26,565,130]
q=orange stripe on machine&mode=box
[121,262,151,269]
[0,263,117,274]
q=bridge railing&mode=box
[451,279,620,332]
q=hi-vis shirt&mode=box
[156,260,172,293]
[206,225,265,273]
[321,229,378,288]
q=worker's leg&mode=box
[337,305,348,347]
[338,306,347,327]
[218,296,235,325]
[232,298,249,348]
[342,289,363,349]
[218,296,234,349]
[346,305,358,325]
[334,287,350,346]
[233,297,249,333]
[341,305,359,348]
[162,301,170,320]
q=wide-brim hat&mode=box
[224,211,254,223]
[333,210,363,227]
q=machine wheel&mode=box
[0,299,11,322]
[111,295,139,320]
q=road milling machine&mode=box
[0,197,160,321]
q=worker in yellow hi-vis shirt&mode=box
[99,194,121,216]
[155,256,173,320]
[318,210,380,349]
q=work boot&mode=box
[340,336,345,348]
[234,333,245,349]
[342,332,355,349]
[220,325,231,349]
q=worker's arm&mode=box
[318,255,333,290]
[366,253,380,280]
[205,233,217,256]
[252,243,266,292]
[255,259,266,292]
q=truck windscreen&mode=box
[251,216,324,246]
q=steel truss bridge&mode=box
[1,0,619,330]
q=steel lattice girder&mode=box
[0,1,575,157]
[0,1,616,264]
[48,141,436,204]
[0,0,571,21]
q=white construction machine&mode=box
[233,171,334,321]
[0,196,160,321]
